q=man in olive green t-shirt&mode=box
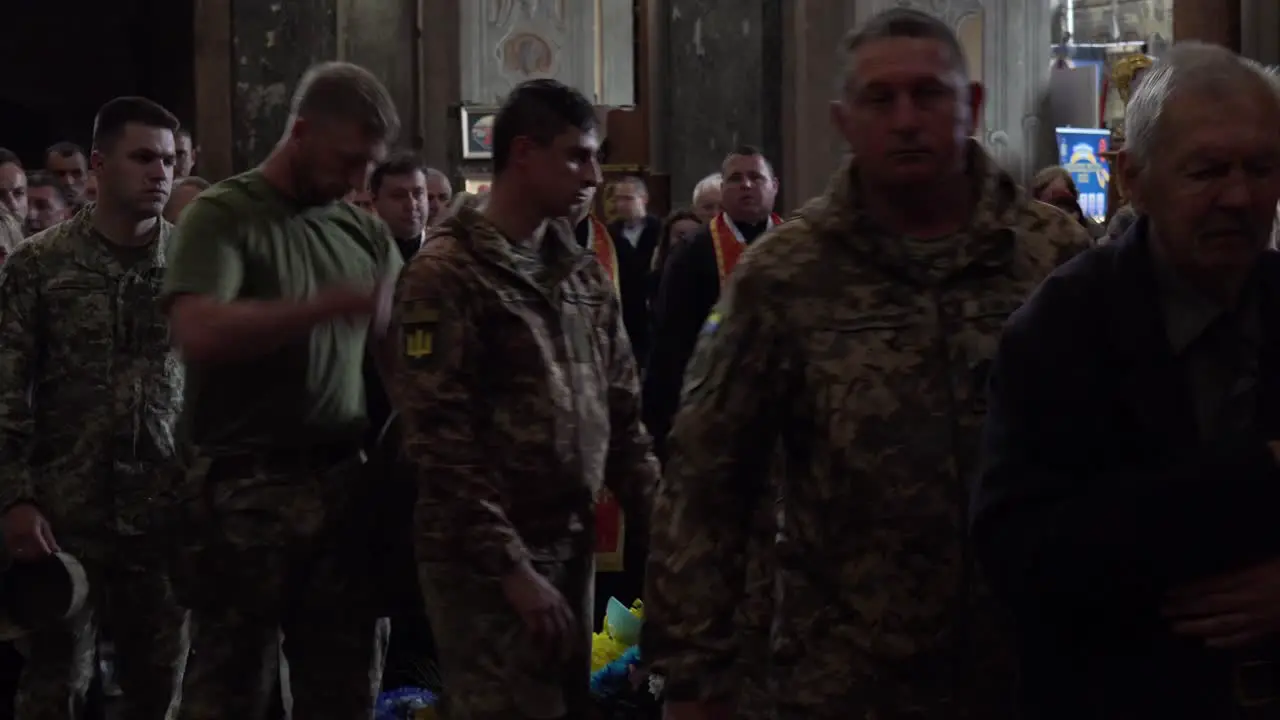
[160,62,403,720]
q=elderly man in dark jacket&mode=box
[973,42,1280,719]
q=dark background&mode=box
[0,0,195,165]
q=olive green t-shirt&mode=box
[162,169,403,451]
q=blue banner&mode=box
[1056,127,1112,223]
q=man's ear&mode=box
[1116,149,1144,212]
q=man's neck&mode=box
[259,149,302,201]
[485,184,548,249]
[859,172,973,238]
[726,211,770,228]
[1151,228,1252,308]
[91,203,157,247]
[625,215,645,229]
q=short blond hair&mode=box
[290,61,401,142]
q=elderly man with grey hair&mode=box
[690,172,721,222]
[974,41,1280,718]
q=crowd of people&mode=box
[2,5,1280,720]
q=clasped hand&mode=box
[1165,557,1280,649]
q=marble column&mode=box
[228,0,338,170]
[419,0,462,173]
[1240,0,1280,64]
[665,0,785,211]
[1174,0,1240,50]
[337,0,422,150]
[780,1,859,207]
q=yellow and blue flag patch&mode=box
[701,310,722,336]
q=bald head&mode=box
[425,168,453,225]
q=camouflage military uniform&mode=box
[642,145,1091,719]
[390,206,659,720]
[1105,203,1138,243]
[0,210,24,261]
[0,207,188,719]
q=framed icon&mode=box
[460,106,498,160]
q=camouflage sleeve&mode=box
[391,249,531,576]
[0,245,41,510]
[1103,204,1137,243]
[642,250,791,702]
[601,292,659,535]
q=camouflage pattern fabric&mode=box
[0,206,187,717]
[15,538,187,720]
[1104,203,1138,244]
[389,206,659,719]
[0,210,23,261]
[642,143,1092,719]
[173,453,388,719]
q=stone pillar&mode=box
[230,0,338,170]
[665,0,785,211]
[337,0,422,150]
[780,1,859,207]
[1174,0,1240,50]
[1241,0,1280,64]
[419,0,462,173]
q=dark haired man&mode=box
[425,167,453,227]
[371,153,430,261]
[0,148,27,224]
[163,61,402,719]
[174,129,198,179]
[44,142,88,206]
[643,8,1090,719]
[0,95,188,718]
[644,144,781,461]
[24,171,74,234]
[390,78,657,719]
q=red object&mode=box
[1099,76,1109,128]
[594,491,625,572]
[709,212,784,284]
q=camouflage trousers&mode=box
[15,535,189,720]
[422,546,593,720]
[171,450,389,720]
[732,504,779,720]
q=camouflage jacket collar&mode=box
[799,140,1022,285]
[433,205,595,288]
[47,204,172,274]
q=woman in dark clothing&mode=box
[645,209,703,311]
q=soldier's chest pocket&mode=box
[949,297,1022,415]
[560,288,610,366]
[808,311,924,429]
[43,271,169,353]
[43,276,113,351]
